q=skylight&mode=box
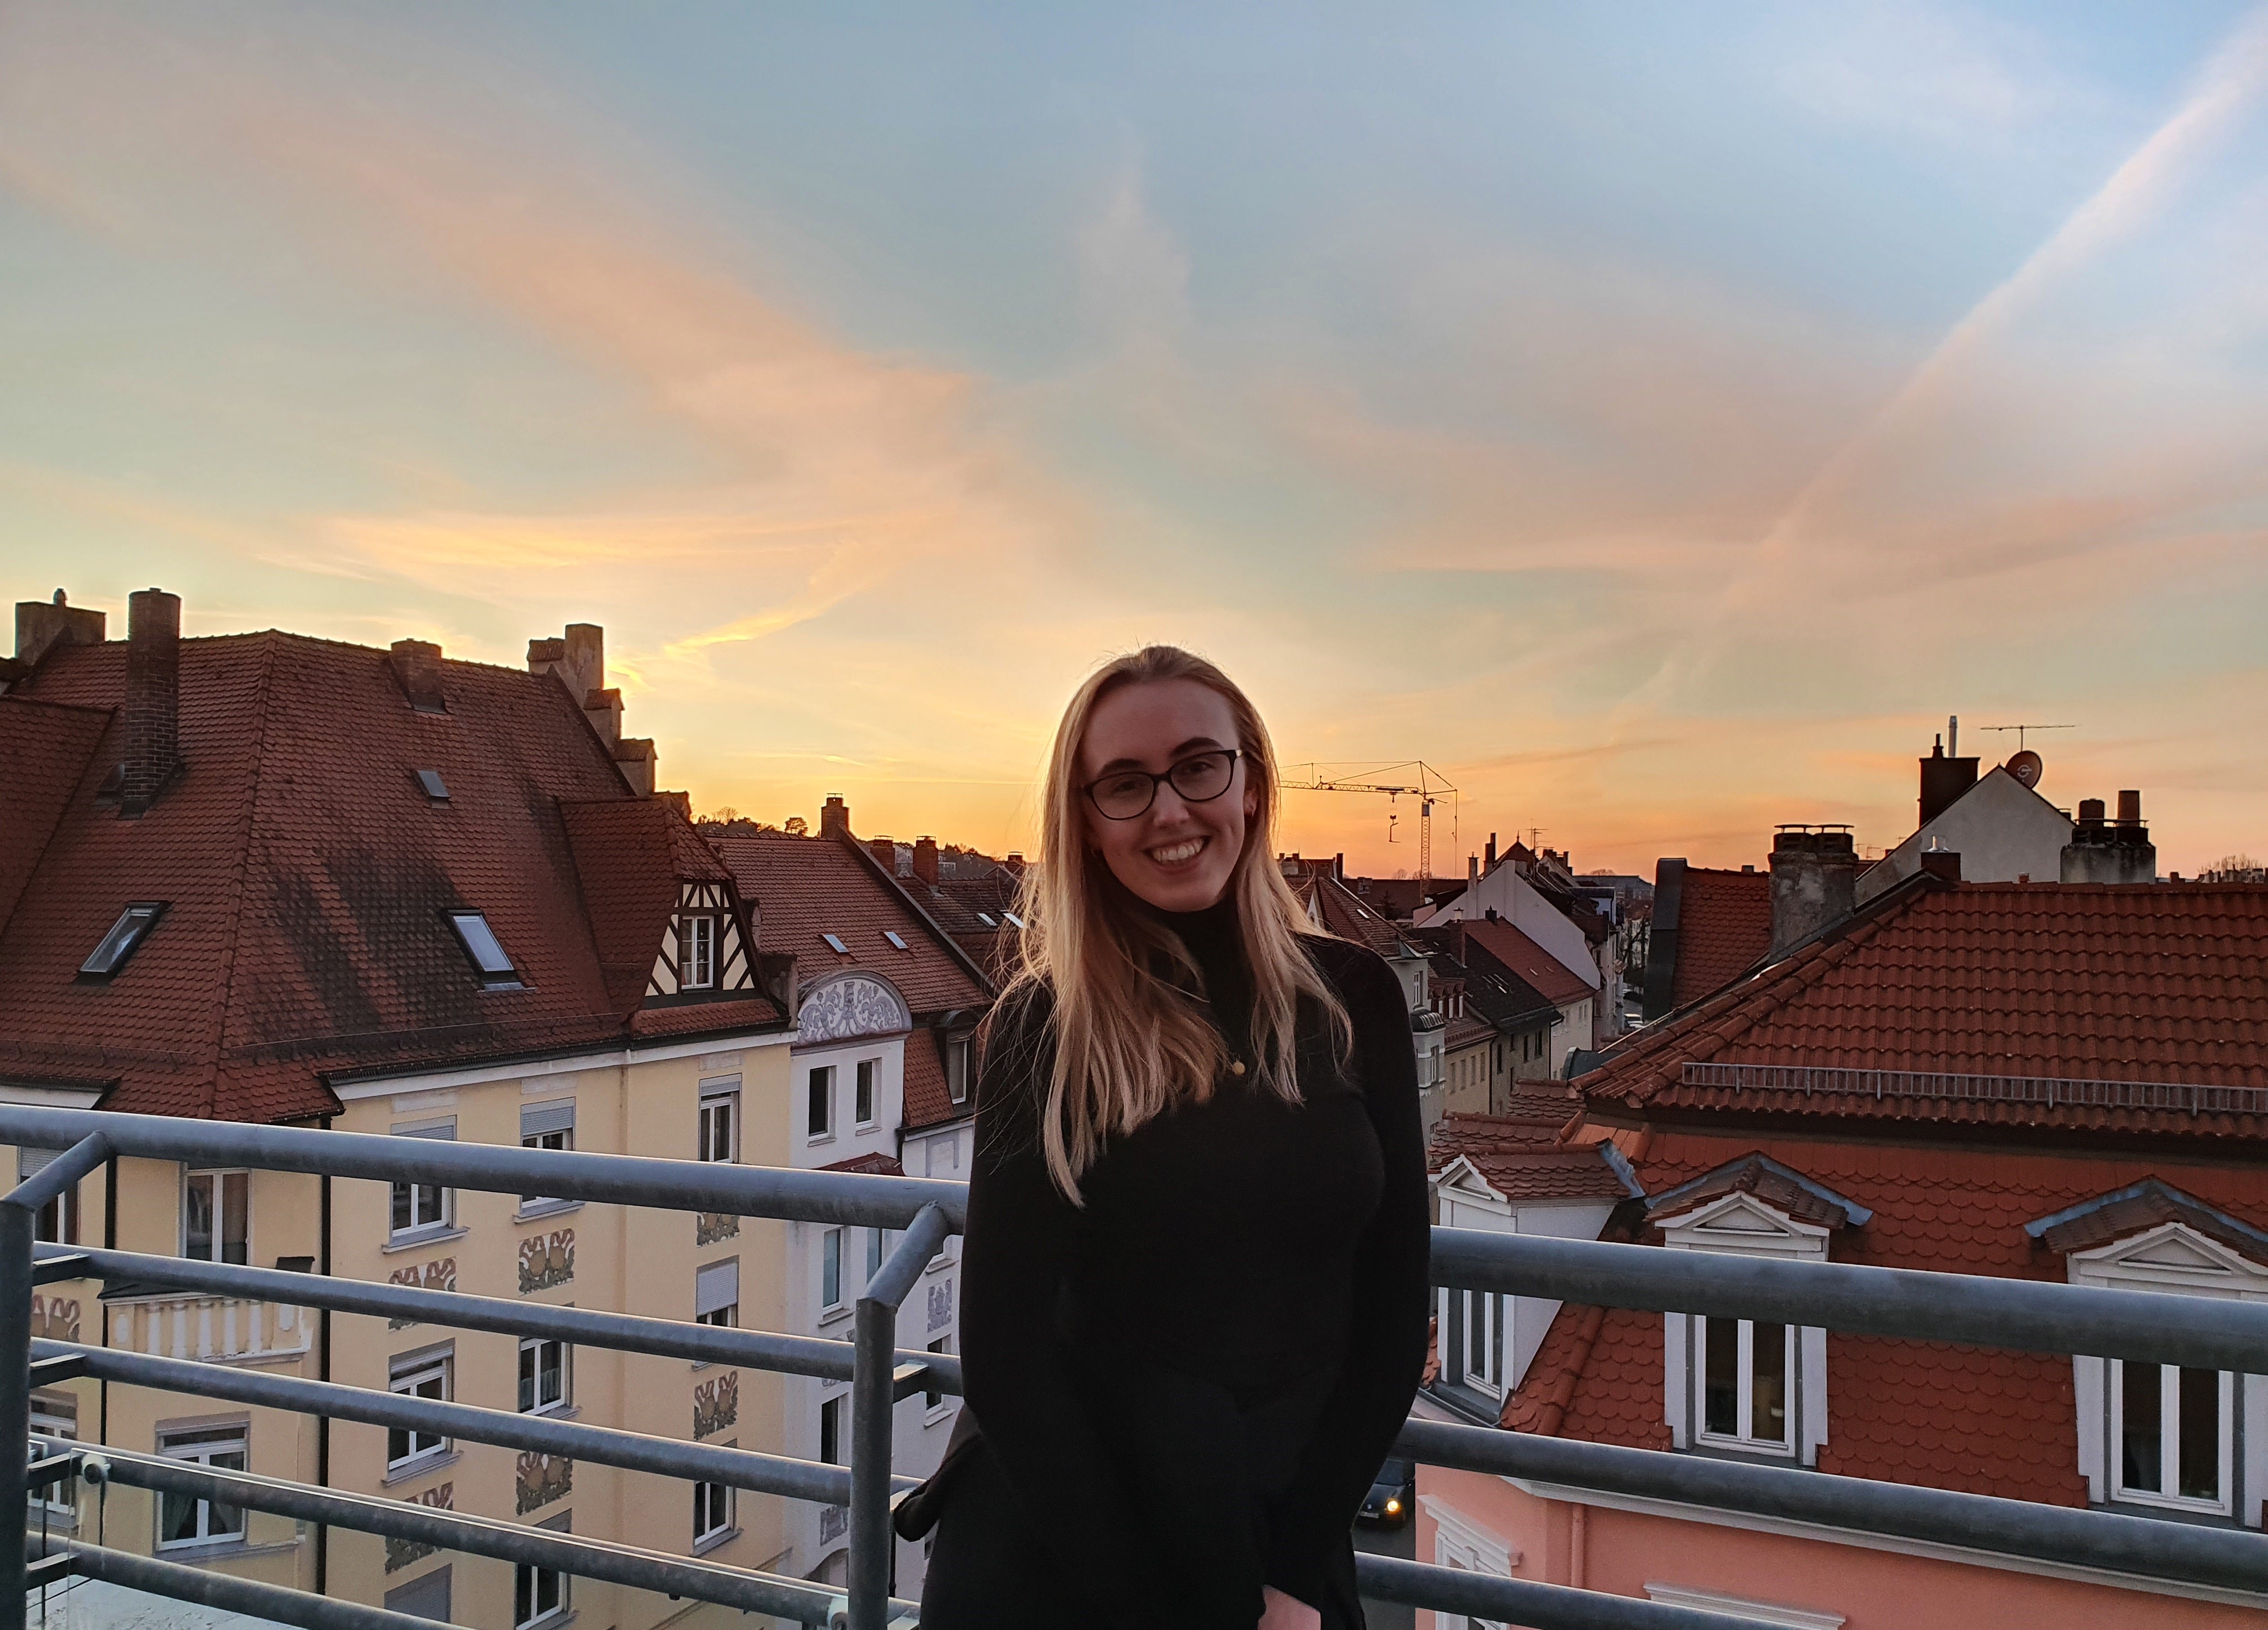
[1003,911,1025,929]
[416,769,450,802]
[821,933,849,955]
[446,911,520,985]
[976,913,996,928]
[80,903,165,977]
[883,931,909,951]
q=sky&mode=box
[4,2,2266,877]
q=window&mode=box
[387,1349,452,1471]
[446,910,520,987]
[699,1079,740,1162]
[19,1148,79,1246]
[1458,1291,1505,1395]
[389,1119,455,1241]
[415,769,450,802]
[515,1516,570,1629]
[30,1390,77,1516]
[695,1258,739,1331]
[821,932,849,955]
[183,1169,248,1264]
[384,1566,452,1623]
[2112,1360,2232,1514]
[855,1059,877,1126]
[694,1475,734,1546]
[925,1337,951,1413]
[821,1229,842,1312]
[946,1035,972,1106]
[1698,1317,1794,1454]
[867,1225,891,1282]
[157,1423,247,1548]
[519,1337,570,1416]
[80,902,165,977]
[808,1066,835,1139]
[819,1395,842,1465]
[1002,911,1025,929]
[883,930,908,951]
[680,914,717,990]
[519,1100,574,1213]
[976,913,996,928]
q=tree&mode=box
[784,815,808,837]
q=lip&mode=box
[1145,835,1208,870]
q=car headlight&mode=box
[1383,1498,1401,1515]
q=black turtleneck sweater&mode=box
[956,897,1429,1627]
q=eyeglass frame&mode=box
[1081,748,1245,821]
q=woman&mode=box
[907,646,1430,1629]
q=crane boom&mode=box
[1280,761,1460,890]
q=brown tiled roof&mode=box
[1581,881,2268,1137]
[901,1033,962,1131]
[0,696,111,936]
[1443,1013,1496,1051]
[1671,865,1771,1007]
[818,1150,905,1177]
[1297,873,1410,959]
[710,832,991,1018]
[915,872,1024,985]
[0,632,782,1123]
[627,998,781,1040]
[2024,1178,2268,1262]
[1645,1152,1868,1231]
[1429,1111,1634,1200]
[1460,916,1596,1008]
[562,798,738,1013]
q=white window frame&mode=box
[30,1390,78,1517]
[807,1065,835,1142]
[946,1035,972,1105]
[1422,1496,1518,1630]
[821,1228,843,1314]
[518,1100,575,1215]
[698,1078,740,1164]
[156,1422,249,1550]
[694,1471,735,1547]
[1694,1315,1797,1456]
[681,913,717,991]
[514,1515,571,1630]
[924,1335,954,1421]
[1659,1192,1831,1465]
[695,1258,740,1339]
[389,1119,456,1243]
[182,1168,249,1265]
[818,1393,843,1466]
[2109,1359,2234,1515]
[19,1148,80,1246]
[854,1058,878,1128]
[518,1336,571,1418]
[386,1349,453,1472]
[1457,1290,1505,1396]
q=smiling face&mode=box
[1078,676,1257,913]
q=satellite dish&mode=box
[2005,749,2043,789]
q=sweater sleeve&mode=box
[1263,945,1433,1605]
[956,991,1161,1628]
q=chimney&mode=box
[15,590,105,670]
[613,738,655,795]
[870,836,898,873]
[1468,854,1480,888]
[914,836,939,886]
[1484,833,1497,868]
[1333,852,1344,882]
[390,639,447,713]
[583,688,624,746]
[820,796,850,840]
[1919,731,1979,825]
[1767,825,1857,960]
[2063,790,2155,884]
[529,623,617,741]
[659,790,692,821]
[120,588,183,818]
[1918,847,1963,884]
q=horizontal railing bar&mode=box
[0,1106,966,1232]
[1355,1552,1782,1629]
[1393,1416,2268,1595]
[39,1537,442,1630]
[36,1339,916,1503]
[46,1436,917,1623]
[1429,1228,2268,1369]
[34,1243,966,1395]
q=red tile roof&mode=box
[1670,865,1771,1008]
[562,798,737,1013]
[901,1034,960,1130]
[819,1150,906,1177]
[0,696,110,937]
[709,832,991,1019]
[1429,1111,1635,1200]
[1297,872,1412,960]
[1459,916,1596,1008]
[0,631,781,1122]
[1582,881,2268,1139]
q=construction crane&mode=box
[1280,762,1460,888]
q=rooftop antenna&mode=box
[1981,724,2074,753]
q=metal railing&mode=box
[1681,1060,2268,1116]
[1,1104,2264,1630]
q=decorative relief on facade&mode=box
[515,1452,572,1515]
[925,1279,953,1336]
[819,1503,849,1545]
[696,1212,741,1246]
[795,975,910,1043]
[518,1231,575,1295]
[384,1483,454,1572]
[386,1258,457,1329]
[29,1295,78,1344]
[692,1371,739,1439]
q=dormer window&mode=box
[680,915,716,990]
[82,903,166,978]
[415,769,451,802]
[446,911,521,988]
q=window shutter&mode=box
[695,1259,739,1318]
[699,1075,741,1099]
[18,1146,60,1180]
[521,1100,575,1139]
[392,1117,457,1140]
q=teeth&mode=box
[1150,838,1204,865]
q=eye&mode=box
[1096,772,1154,802]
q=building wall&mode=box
[1416,1468,2268,1630]
[1857,768,2073,904]
[1443,1035,1493,1117]
[1421,865,1601,995]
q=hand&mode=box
[1257,1586,1321,1630]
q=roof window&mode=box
[1003,911,1025,929]
[416,769,451,802]
[976,913,996,928]
[883,931,909,951]
[821,933,849,955]
[80,902,166,978]
[446,911,521,987]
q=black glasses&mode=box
[1083,749,1243,821]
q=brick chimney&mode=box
[390,639,447,713]
[120,588,182,818]
[2062,791,2155,884]
[1767,826,1856,960]
[1919,730,1979,825]
[1484,833,1497,869]
[913,836,939,886]
[15,590,105,669]
[820,796,850,841]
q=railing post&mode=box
[0,1202,32,1629]
[847,1203,949,1630]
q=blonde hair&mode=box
[1005,645,1349,1201]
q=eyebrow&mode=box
[1094,736,1227,775]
